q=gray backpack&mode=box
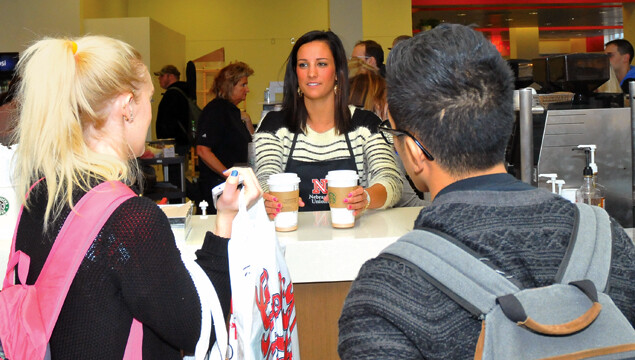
[381,203,635,360]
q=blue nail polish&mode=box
[230,170,238,177]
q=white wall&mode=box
[84,17,186,140]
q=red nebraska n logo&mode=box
[312,179,328,194]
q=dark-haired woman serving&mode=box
[255,30,402,218]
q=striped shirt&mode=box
[254,107,402,208]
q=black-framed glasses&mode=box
[378,119,434,161]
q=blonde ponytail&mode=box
[14,36,146,229]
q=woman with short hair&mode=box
[196,61,255,212]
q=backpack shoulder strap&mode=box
[555,203,612,292]
[34,181,135,335]
[167,86,191,101]
[381,229,520,317]
[165,87,197,140]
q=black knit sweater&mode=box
[15,180,231,359]
[338,174,635,359]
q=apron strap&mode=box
[343,132,355,162]
[288,132,300,160]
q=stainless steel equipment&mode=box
[536,107,633,227]
[515,53,633,227]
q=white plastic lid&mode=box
[325,170,359,184]
[267,173,301,186]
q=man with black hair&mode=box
[605,39,635,91]
[338,24,635,359]
[351,40,386,77]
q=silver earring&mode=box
[297,86,303,97]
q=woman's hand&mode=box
[214,167,262,238]
[263,192,305,221]
[324,185,369,217]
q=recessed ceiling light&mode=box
[571,17,575,21]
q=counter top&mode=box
[179,207,423,283]
[178,208,635,284]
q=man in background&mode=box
[604,39,635,92]
[155,64,191,156]
[351,40,386,77]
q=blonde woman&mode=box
[12,35,261,359]
[348,71,388,120]
[196,61,254,213]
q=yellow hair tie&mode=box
[71,41,78,55]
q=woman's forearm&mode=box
[196,145,227,176]
[365,183,387,209]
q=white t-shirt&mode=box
[0,144,18,268]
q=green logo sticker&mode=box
[0,196,8,216]
[328,191,336,205]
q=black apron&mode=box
[284,131,358,211]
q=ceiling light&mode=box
[506,18,513,22]
[529,12,538,15]
[457,13,466,17]
[571,17,575,21]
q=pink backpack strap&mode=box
[5,177,45,281]
[34,181,136,335]
[6,180,144,356]
[123,319,144,359]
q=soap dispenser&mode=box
[575,149,603,207]
[538,173,558,194]
[576,145,605,208]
